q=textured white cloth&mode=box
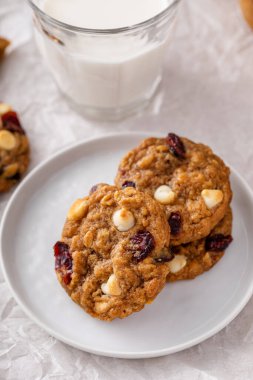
[1,0,253,378]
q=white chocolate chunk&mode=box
[95,302,109,313]
[0,130,16,150]
[154,185,176,205]
[201,189,223,209]
[101,274,121,296]
[169,255,187,274]
[0,103,12,116]
[112,208,135,232]
[67,199,88,220]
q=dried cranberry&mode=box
[205,234,233,252]
[170,246,181,255]
[62,273,72,285]
[122,181,136,189]
[63,257,72,270]
[166,133,186,159]
[89,184,99,195]
[168,212,182,235]
[2,111,25,135]
[129,230,155,262]
[53,241,73,285]
[89,183,107,195]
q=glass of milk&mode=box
[28,0,181,120]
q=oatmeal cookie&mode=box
[167,207,233,281]
[0,103,30,192]
[0,37,10,59]
[53,184,171,321]
[115,133,232,245]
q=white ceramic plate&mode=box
[1,133,253,359]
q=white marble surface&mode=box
[1,0,253,378]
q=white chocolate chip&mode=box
[154,185,176,205]
[95,302,110,313]
[169,255,187,274]
[203,252,212,266]
[0,130,16,150]
[201,189,223,209]
[0,103,12,116]
[67,199,88,220]
[112,208,135,232]
[101,274,121,296]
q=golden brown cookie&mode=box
[115,133,232,246]
[167,207,233,281]
[0,37,10,59]
[53,185,171,321]
[240,0,253,29]
[0,104,30,192]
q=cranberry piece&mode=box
[62,273,72,285]
[166,133,186,159]
[53,241,73,285]
[129,230,155,262]
[89,183,107,195]
[2,111,25,135]
[89,184,99,195]
[170,246,181,255]
[122,181,136,189]
[205,234,233,252]
[169,212,182,235]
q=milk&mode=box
[35,0,176,117]
[44,0,170,29]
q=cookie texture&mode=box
[0,37,10,59]
[167,207,233,281]
[0,104,30,192]
[54,185,171,321]
[115,134,232,245]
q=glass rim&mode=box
[27,0,181,35]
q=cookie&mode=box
[240,0,253,29]
[0,37,10,59]
[115,133,232,245]
[53,184,171,321]
[0,103,30,192]
[167,207,233,281]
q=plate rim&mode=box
[1,131,253,359]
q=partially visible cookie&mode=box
[0,37,10,59]
[240,0,253,29]
[0,104,30,192]
[115,133,232,246]
[53,184,171,321]
[167,207,233,282]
